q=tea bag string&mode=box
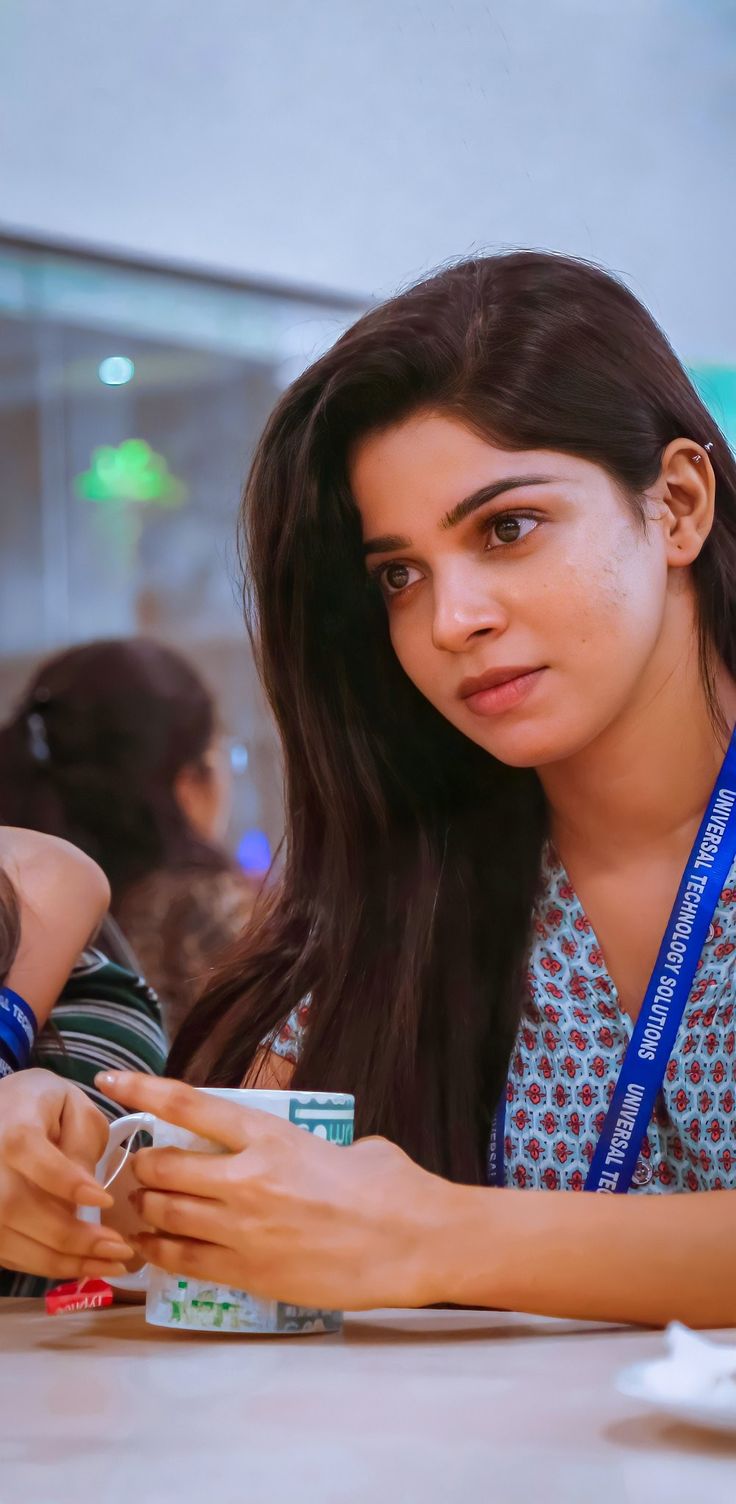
[102,1127,145,1191]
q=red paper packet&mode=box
[45,1278,113,1315]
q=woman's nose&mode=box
[431,570,509,653]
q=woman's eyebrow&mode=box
[362,474,553,556]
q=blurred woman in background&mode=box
[0,638,258,1040]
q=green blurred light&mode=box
[75,439,186,507]
[689,366,736,451]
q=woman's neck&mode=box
[539,649,736,868]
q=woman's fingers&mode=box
[134,1189,227,1246]
[0,1070,112,1207]
[130,1230,342,1309]
[2,1175,133,1263]
[0,1224,132,1282]
[1,1122,112,1208]
[57,1086,111,1180]
[131,1231,248,1289]
[133,1146,234,1196]
[95,1073,271,1153]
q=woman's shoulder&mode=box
[0,826,110,908]
[120,862,259,927]
[185,863,261,921]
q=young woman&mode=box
[99,251,736,1328]
[0,829,166,1293]
[0,638,258,1038]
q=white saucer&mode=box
[617,1357,736,1436]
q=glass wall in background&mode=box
[0,237,365,863]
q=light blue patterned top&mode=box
[272,846,736,1192]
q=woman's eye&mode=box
[376,562,423,597]
[486,514,538,549]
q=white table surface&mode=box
[1,1300,735,1504]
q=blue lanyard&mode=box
[489,728,736,1193]
[0,987,37,1071]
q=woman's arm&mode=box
[0,828,110,1027]
[92,1072,736,1330]
[428,1181,736,1329]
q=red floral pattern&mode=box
[502,846,736,1192]
[272,846,736,1192]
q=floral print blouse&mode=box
[271,845,736,1192]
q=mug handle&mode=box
[79,1111,156,1291]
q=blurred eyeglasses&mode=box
[221,736,249,776]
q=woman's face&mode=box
[350,410,678,769]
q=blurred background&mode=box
[1,0,734,868]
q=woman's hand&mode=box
[95,1072,450,1310]
[0,1070,134,1280]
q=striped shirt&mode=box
[0,944,166,1296]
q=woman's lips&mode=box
[461,668,546,717]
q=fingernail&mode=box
[76,1183,113,1208]
[93,1238,134,1260]
[95,1072,120,1087]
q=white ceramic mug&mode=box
[82,1087,355,1334]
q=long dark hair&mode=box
[0,638,226,908]
[169,251,736,1182]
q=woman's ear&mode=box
[174,762,203,828]
[652,437,715,569]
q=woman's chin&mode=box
[463,719,594,771]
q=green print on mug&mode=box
[163,1278,341,1334]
